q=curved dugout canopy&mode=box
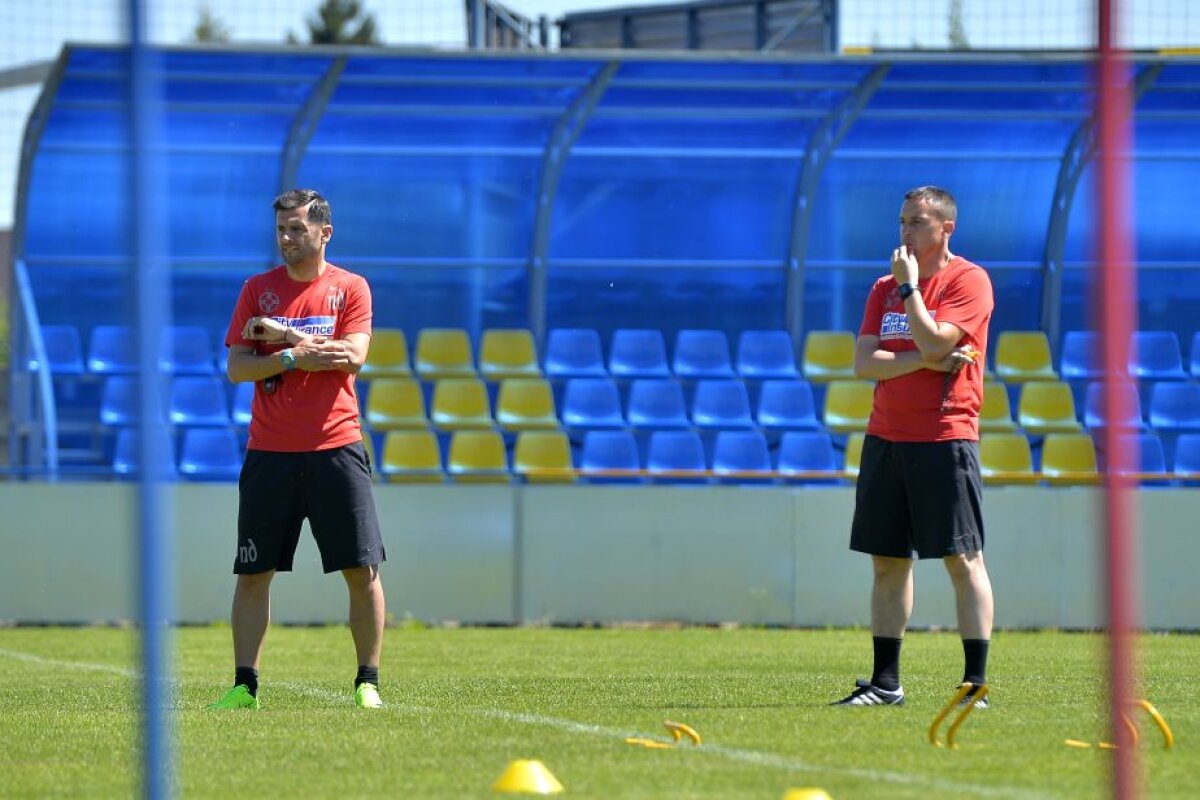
[14,46,1200,346]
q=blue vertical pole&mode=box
[128,1,173,798]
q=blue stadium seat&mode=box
[1060,331,1100,381]
[777,431,841,484]
[178,428,243,481]
[736,330,799,381]
[99,376,141,427]
[579,429,643,484]
[1190,332,1200,378]
[544,328,606,381]
[1096,432,1168,485]
[1128,331,1186,380]
[560,377,625,435]
[711,430,773,483]
[111,428,176,480]
[168,376,230,427]
[1083,381,1143,429]
[28,324,84,375]
[672,329,734,380]
[645,430,708,484]
[626,379,690,432]
[690,379,754,431]
[87,325,137,374]
[231,381,254,426]
[755,379,821,434]
[608,329,670,380]
[160,325,216,375]
[1148,382,1200,432]
[1174,433,1200,481]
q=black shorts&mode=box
[234,442,386,574]
[849,435,985,560]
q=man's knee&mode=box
[342,564,381,594]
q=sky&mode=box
[1,0,1198,227]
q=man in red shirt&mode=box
[833,186,994,708]
[209,189,386,710]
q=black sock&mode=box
[355,665,379,688]
[962,639,990,686]
[235,666,258,697]
[871,637,903,691]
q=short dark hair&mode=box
[904,186,957,222]
[273,188,331,225]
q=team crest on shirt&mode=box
[259,290,280,314]
[326,286,346,313]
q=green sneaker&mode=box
[208,684,259,710]
[354,682,384,709]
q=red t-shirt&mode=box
[225,264,371,452]
[858,257,993,442]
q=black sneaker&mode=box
[958,683,989,709]
[832,678,905,706]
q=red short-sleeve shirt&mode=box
[858,257,994,442]
[225,264,371,452]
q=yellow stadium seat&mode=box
[514,430,576,483]
[495,378,558,432]
[844,432,866,478]
[415,328,475,380]
[1040,433,1099,486]
[1017,381,1082,435]
[479,329,541,381]
[380,430,443,483]
[360,328,410,379]
[823,379,875,433]
[994,331,1058,383]
[979,380,1017,433]
[979,433,1038,485]
[803,330,856,383]
[447,430,510,483]
[430,378,492,431]
[360,428,378,480]
[364,377,426,430]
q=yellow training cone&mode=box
[783,789,833,800]
[492,759,564,794]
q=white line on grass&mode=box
[273,683,1056,800]
[0,651,1056,800]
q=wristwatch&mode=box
[279,348,297,372]
[898,282,920,301]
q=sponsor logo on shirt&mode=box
[271,315,337,337]
[879,309,936,341]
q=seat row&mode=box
[992,330,1200,383]
[28,324,1200,385]
[105,424,1200,485]
[86,369,1200,445]
[373,429,1200,486]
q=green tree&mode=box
[289,0,382,45]
[948,0,970,50]
[193,4,231,43]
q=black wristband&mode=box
[898,283,919,301]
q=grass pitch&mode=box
[0,627,1195,799]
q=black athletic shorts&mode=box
[234,441,386,574]
[849,435,985,560]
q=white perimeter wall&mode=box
[0,484,1196,629]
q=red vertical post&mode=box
[1096,0,1140,798]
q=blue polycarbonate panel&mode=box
[865,89,1091,114]
[545,266,785,344]
[811,159,1060,264]
[611,60,869,83]
[311,112,554,149]
[576,116,820,148]
[551,158,796,260]
[329,82,582,108]
[339,56,603,81]
[298,155,540,260]
[882,61,1094,86]
[840,118,1078,154]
